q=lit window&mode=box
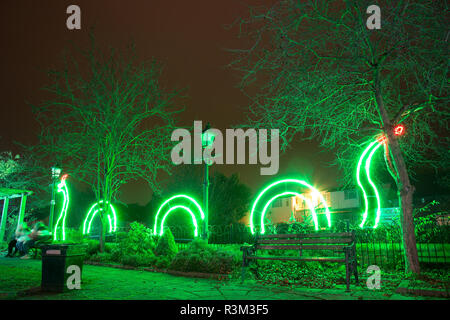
[344,190,357,200]
[272,199,282,208]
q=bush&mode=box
[122,222,156,254]
[104,222,155,267]
[170,239,240,274]
[83,239,100,259]
[276,222,315,234]
[64,228,84,243]
[89,252,113,263]
[253,260,344,288]
[155,256,171,269]
[155,228,178,259]
[120,254,139,267]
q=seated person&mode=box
[17,221,51,260]
[5,222,31,257]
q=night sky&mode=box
[1,1,339,205]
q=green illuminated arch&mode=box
[250,179,331,234]
[356,140,383,229]
[82,201,117,235]
[53,175,70,241]
[159,205,198,237]
[260,191,318,233]
[153,194,204,237]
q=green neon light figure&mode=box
[53,174,70,241]
[159,205,198,237]
[260,191,318,233]
[356,139,384,229]
[153,194,205,237]
[82,201,117,235]
[366,142,383,228]
[250,178,331,234]
[356,140,378,228]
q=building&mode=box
[266,189,360,227]
[264,188,400,228]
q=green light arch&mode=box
[53,175,70,241]
[82,201,117,235]
[250,179,331,234]
[153,194,204,237]
[260,191,318,233]
[159,205,198,237]
[356,139,383,229]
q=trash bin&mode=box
[41,243,88,292]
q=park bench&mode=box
[240,232,359,291]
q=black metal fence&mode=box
[168,221,450,270]
[102,220,450,270]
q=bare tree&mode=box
[31,38,183,251]
[0,149,48,209]
[229,0,448,274]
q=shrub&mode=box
[64,228,84,243]
[89,252,113,263]
[99,222,155,267]
[170,239,240,274]
[253,260,344,288]
[155,256,171,269]
[155,228,178,258]
[83,239,100,259]
[0,241,7,251]
[115,221,155,261]
[120,254,139,267]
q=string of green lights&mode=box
[53,174,69,241]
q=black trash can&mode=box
[41,243,88,292]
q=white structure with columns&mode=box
[0,188,33,242]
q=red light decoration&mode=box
[61,174,68,182]
[393,124,405,136]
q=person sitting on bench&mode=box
[5,222,31,257]
[17,221,51,260]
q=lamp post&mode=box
[201,123,215,242]
[49,165,61,233]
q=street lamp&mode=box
[49,165,62,233]
[201,123,215,242]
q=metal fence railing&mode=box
[169,222,450,270]
[90,220,450,270]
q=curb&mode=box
[396,280,449,298]
[84,260,230,280]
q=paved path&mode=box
[0,257,424,300]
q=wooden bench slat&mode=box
[258,232,353,239]
[256,245,348,251]
[257,238,352,244]
[247,255,346,262]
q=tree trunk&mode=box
[374,73,420,274]
[387,136,420,274]
[99,215,106,253]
